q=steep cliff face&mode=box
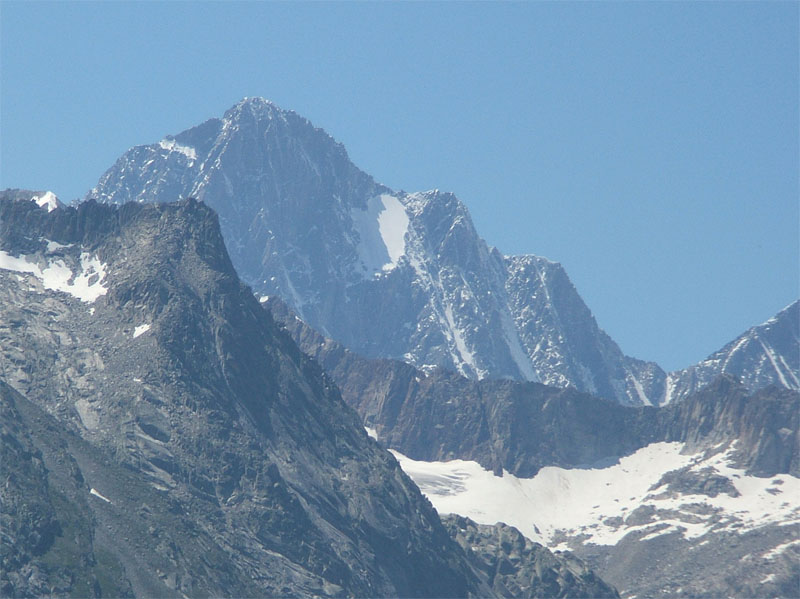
[87,97,672,405]
[1,382,133,598]
[661,375,800,477]
[0,195,490,598]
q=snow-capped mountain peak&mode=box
[87,100,798,405]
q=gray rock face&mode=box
[0,188,64,212]
[1,381,135,598]
[661,376,800,477]
[441,515,620,599]
[87,97,671,406]
[0,195,493,597]
[579,523,799,599]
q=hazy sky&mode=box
[2,1,797,371]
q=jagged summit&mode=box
[662,299,800,403]
[87,100,799,405]
[764,299,799,327]
[232,95,279,109]
[223,96,303,124]
[0,192,491,597]
[221,96,331,138]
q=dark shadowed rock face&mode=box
[0,195,491,598]
[442,515,620,599]
[1,382,134,598]
[662,376,800,477]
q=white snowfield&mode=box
[352,193,409,276]
[392,442,800,551]
[133,324,151,338]
[0,250,108,303]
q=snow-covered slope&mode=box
[88,97,664,405]
[394,442,799,550]
[394,441,800,599]
[0,247,108,303]
[663,301,800,404]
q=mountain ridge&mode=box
[662,300,800,404]
[266,295,800,479]
[87,97,673,406]
[263,294,800,598]
[0,195,483,597]
[87,97,798,405]
[0,192,619,598]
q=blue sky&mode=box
[2,1,797,371]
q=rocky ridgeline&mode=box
[268,296,799,480]
[88,98,798,407]
[88,98,673,406]
[0,194,616,598]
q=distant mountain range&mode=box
[86,98,798,406]
[662,301,799,403]
[85,98,654,405]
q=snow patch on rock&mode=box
[159,138,197,161]
[89,488,112,503]
[133,324,151,338]
[0,250,108,303]
[31,191,62,212]
[352,194,409,276]
[45,239,72,253]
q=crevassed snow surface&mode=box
[31,191,61,212]
[392,442,800,549]
[0,251,108,303]
[133,324,151,338]
[352,194,409,276]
